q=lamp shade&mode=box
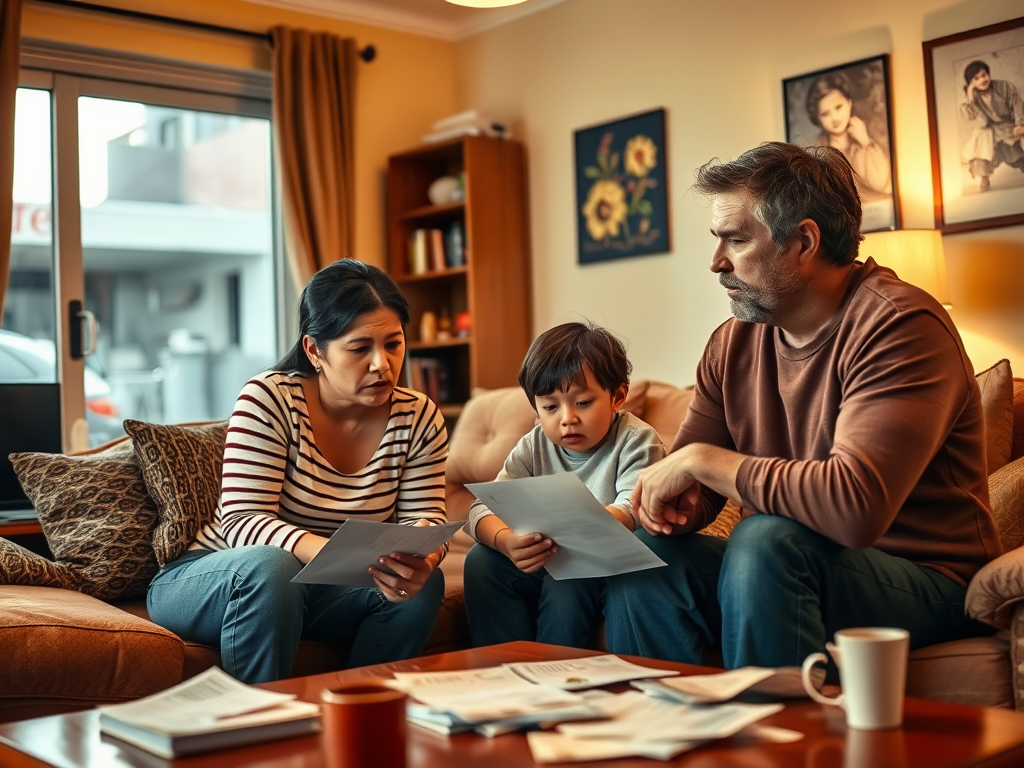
[445,0,528,6]
[860,229,951,307]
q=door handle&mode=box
[68,300,98,358]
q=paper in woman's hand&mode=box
[466,473,666,580]
[291,519,466,586]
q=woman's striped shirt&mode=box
[191,372,448,554]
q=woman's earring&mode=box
[313,361,322,374]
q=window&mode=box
[5,43,285,449]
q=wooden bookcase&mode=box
[387,136,532,418]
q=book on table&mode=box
[97,667,321,758]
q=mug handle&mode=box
[802,652,843,707]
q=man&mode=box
[603,142,1000,669]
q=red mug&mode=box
[321,680,407,768]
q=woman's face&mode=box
[308,307,406,410]
[970,69,991,92]
[817,89,853,136]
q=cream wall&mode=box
[21,0,460,272]
[455,0,1024,384]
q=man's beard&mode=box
[719,249,803,324]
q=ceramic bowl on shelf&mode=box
[428,176,461,205]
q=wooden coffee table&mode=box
[2,641,1024,767]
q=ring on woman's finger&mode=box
[398,589,407,597]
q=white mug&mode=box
[801,627,909,730]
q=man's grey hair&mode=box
[692,142,863,266]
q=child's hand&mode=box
[496,529,558,573]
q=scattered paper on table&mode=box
[505,654,679,690]
[466,473,666,579]
[292,519,465,586]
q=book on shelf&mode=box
[429,228,447,272]
[97,666,321,759]
[408,228,430,275]
[406,357,450,405]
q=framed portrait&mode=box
[783,55,898,233]
[923,16,1024,233]
[573,108,670,265]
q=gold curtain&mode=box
[0,0,23,323]
[271,26,356,288]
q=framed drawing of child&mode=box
[924,16,1024,233]
[783,54,898,233]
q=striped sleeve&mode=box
[218,376,308,551]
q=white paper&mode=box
[466,473,666,579]
[554,691,782,743]
[505,654,679,690]
[635,666,820,704]
[388,666,593,724]
[292,519,465,586]
[97,667,300,733]
[527,731,701,763]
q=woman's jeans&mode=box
[464,543,603,648]
[147,545,445,684]
[603,515,984,668]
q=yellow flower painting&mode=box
[574,108,669,263]
[582,180,628,239]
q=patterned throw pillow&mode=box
[124,420,229,566]
[0,536,80,590]
[9,440,160,600]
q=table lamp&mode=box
[860,229,951,308]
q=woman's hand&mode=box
[847,115,872,148]
[497,529,557,574]
[369,519,442,602]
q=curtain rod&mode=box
[31,0,378,62]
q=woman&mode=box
[806,71,892,198]
[147,259,449,683]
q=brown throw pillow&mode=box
[989,454,1024,554]
[976,359,1014,476]
[9,441,160,600]
[0,536,80,590]
[124,420,229,566]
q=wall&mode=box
[455,0,1024,384]
[20,0,460,272]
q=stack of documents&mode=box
[389,655,678,737]
[98,667,321,758]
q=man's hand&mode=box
[631,450,701,535]
[497,529,558,573]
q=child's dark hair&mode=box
[517,322,631,401]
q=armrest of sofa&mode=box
[966,545,1024,630]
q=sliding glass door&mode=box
[5,49,282,452]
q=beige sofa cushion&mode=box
[0,585,184,721]
[906,633,1012,709]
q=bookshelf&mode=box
[387,136,532,420]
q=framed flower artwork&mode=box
[923,16,1024,233]
[783,54,898,232]
[573,108,670,264]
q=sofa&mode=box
[1,364,1022,722]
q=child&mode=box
[463,321,666,648]
[959,59,1024,192]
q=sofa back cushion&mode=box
[445,379,695,521]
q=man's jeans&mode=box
[464,543,603,648]
[603,515,984,668]
[148,545,445,684]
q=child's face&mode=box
[971,69,991,92]
[534,365,627,453]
